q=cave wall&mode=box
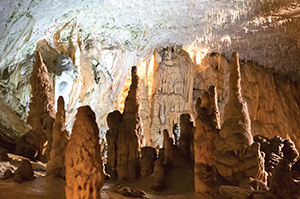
[194,53,300,150]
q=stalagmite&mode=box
[194,88,219,195]
[46,96,69,178]
[27,50,56,161]
[65,106,104,199]
[219,52,253,155]
[179,113,195,161]
[140,147,156,177]
[106,66,142,181]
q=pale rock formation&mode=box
[27,50,56,161]
[194,53,300,152]
[150,47,195,147]
[179,114,195,161]
[65,105,104,199]
[140,146,156,177]
[219,52,253,155]
[53,21,70,55]
[46,96,69,178]
[14,159,35,183]
[212,52,267,186]
[140,80,151,146]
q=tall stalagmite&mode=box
[46,96,69,178]
[65,106,104,199]
[219,52,253,154]
[27,50,56,160]
[194,87,219,196]
[117,66,142,181]
[106,66,142,181]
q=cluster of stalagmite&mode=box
[46,96,69,178]
[65,106,104,199]
[25,50,56,161]
[106,66,142,181]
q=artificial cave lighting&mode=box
[0,0,300,198]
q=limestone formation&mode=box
[163,129,178,167]
[219,52,253,155]
[150,46,195,147]
[140,146,156,177]
[106,66,142,181]
[194,90,219,194]
[179,114,195,161]
[14,159,35,183]
[46,96,69,178]
[27,50,56,161]
[213,53,266,186]
[151,157,166,191]
[172,123,180,146]
[65,106,104,199]
[106,110,122,179]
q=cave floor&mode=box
[0,154,197,199]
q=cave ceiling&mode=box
[0,0,300,80]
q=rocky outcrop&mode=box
[27,50,56,161]
[106,66,142,181]
[179,114,195,161]
[150,47,195,148]
[194,88,219,195]
[14,159,35,183]
[140,146,156,177]
[46,96,69,178]
[65,106,104,199]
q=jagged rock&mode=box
[270,159,300,199]
[0,149,10,161]
[140,146,156,177]
[14,159,35,183]
[140,80,151,146]
[65,106,104,199]
[282,139,299,164]
[27,50,56,161]
[219,185,253,199]
[179,114,194,161]
[163,129,180,167]
[46,96,69,178]
[15,130,39,160]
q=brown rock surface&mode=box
[46,96,69,178]
[140,146,156,177]
[65,106,104,199]
[179,114,195,161]
[14,159,35,183]
[27,50,56,161]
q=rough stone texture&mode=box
[194,53,300,152]
[150,47,194,148]
[270,159,300,199]
[140,80,151,146]
[179,114,194,161]
[14,159,35,183]
[151,157,166,191]
[194,88,219,194]
[27,50,56,161]
[46,96,69,178]
[65,106,104,199]
[106,66,142,181]
[140,146,156,177]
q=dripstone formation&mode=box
[46,96,69,178]
[65,106,104,199]
[106,66,142,181]
[26,50,56,161]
